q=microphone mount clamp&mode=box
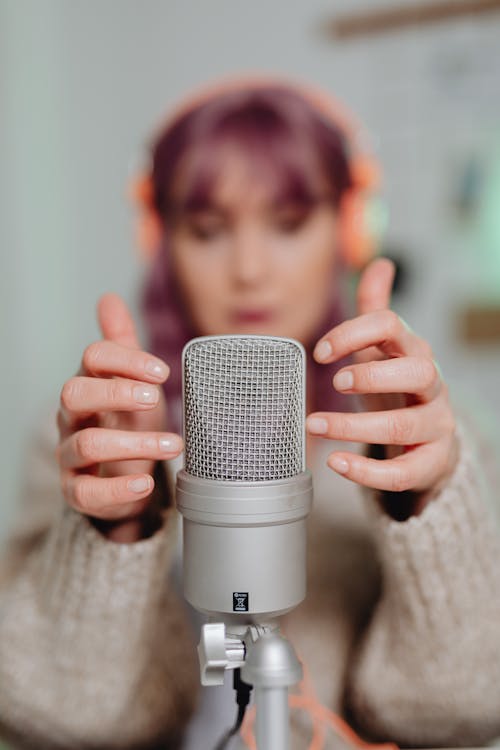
[198,621,302,750]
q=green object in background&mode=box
[366,195,390,245]
[478,143,500,298]
[454,141,500,305]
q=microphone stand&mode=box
[199,620,302,750]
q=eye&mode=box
[185,213,226,241]
[188,222,222,240]
[273,207,310,233]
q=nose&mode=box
[230,226,269,287]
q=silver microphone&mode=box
[176,334,313,622]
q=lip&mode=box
[231,309,275,324]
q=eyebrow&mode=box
[179,195,319,218]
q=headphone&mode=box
[132,72,384,270]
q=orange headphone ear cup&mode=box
[135,210,163,263]
[338,190,378,271]
[338,153,382,270]
[130,174,164,263]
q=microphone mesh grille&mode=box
[183,336,305,481]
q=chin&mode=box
[201,316,307,343]
[233,324,306,343]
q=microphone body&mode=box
[176,335,312,623]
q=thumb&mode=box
[97,293,141,349]
[356,257,396,315]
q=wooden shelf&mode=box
[460,303,500,343]
[321,0,500,39]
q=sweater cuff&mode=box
[37,498,179,625]
[367,422,500,630]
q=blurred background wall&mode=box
[1,0,499,536]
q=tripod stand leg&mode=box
[241,628,302,750]
[255,685,290,750]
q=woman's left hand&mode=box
[306,257,459,510]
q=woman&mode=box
[0,73,499,750]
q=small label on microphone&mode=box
[233,592,249,612]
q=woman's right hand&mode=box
[56,293,183,543]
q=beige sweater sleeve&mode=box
[347,417,500,747]
[0,416,199,750]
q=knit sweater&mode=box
[0,410,499,750]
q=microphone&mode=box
[176,334,312,623]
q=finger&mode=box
[81,340,169,382]
[60,376,160,424]
[313,309,432,364]
[306,398,453,446]
[62,470,155,519]
[356,257,395,315]
[57,428,183,469]
[97,293,141,349]
[351,257,396,367]
[332,357,442,403]
[326,436,453,493]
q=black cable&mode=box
[212,668,253,750]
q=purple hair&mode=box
[140,84,358,432]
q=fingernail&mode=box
[145,359,168,379]
[133,385,159,404]
[159,435,183,453]
[128,476,152,493]
[314,340,332,362]
[329,456,349,474]
[306,417,328,435]
[334,371,353,391]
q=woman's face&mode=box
[169,150,339,347]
